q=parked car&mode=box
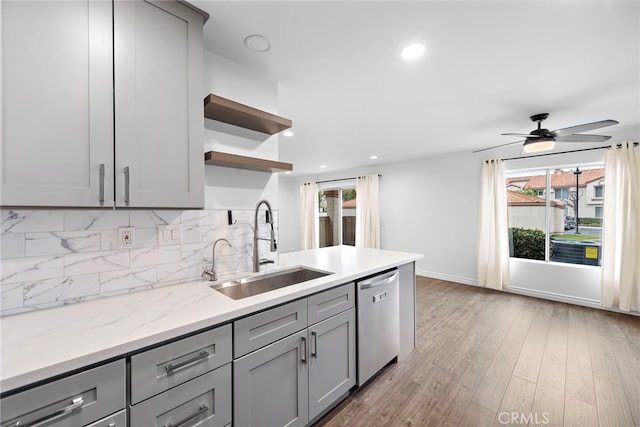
[564,216,576,230]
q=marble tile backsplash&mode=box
[0,209,278,316]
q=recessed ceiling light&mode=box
[401,43,425,60]
[244,35,271,52]
[285,171,292,175]
[320,165,327,169]
[283,130,294,137]
[369,155,378,160]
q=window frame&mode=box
[506,162,604,267]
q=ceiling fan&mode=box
[474,113,619,153]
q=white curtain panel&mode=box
[477,159,511,290]
[355,175,380,249]
[300,182,319,250]
[601,142,640,312]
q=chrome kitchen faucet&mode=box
[253,199,277,272]
[202,238,232,281]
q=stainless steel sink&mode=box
[209,266,333,300]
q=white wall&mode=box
[203,52,280,208]
[279,131,640,308]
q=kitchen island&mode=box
[1,246,421,394]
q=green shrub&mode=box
[578,217,602,226]
[509,228,545,260]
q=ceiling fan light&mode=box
[523,138,555,153]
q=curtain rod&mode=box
[315,174,382,184]
[501,142,639,161]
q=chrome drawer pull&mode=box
[99,163,105,205]
[12,397,84,427]
[164,350,209,374]
[301,336,307,363]
[311,331,318,358]
[164,403,208,427]
[123,166,130,206]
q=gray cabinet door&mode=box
[307,282,355,325]
[0,0,114,207]
[130,363,231,427]
[114,0,204,208]
[0,359,125,427]
[234,299,307,358]
[130,324,232,404]
[308,308,356,421]
[233,330,308,427]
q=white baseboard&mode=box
[415,270,639,316]
[415,269,479,286]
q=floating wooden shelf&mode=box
[204,94,292,135]
[204,151,293,173]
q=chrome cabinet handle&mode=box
[164,403,208,427]
[99,163,105,205]
[165,350,209,374]
[11,397,84,427]
[123,166,130,206]
[359,271,398,289]
[301,336,307,363]
[311,331,318,358]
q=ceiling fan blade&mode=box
[555,134,612,143]
[501,133,541,138]
[552,120,619,137]
[472,140,524,153]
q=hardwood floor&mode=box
[316,277,640,427]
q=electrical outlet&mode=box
[158,225,181,246]
[118,227,135,248]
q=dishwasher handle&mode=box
[358,270,398,289]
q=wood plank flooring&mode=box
[315,277,640,427]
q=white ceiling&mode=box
[192,0,640,175]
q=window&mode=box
[554,187,570,200]
[506,165,604,266]
[595,206,603,218]
[318,187,356,247]
[594,185,604,198]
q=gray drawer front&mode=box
[0,359,125,427]
[130,323,232,404]
[130,364,232,427]
[307,283,355,325]
[234,299,307,358]
[85,409,126,427]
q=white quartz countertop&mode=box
[0,246,421,393]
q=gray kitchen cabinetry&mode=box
[233,283,356,427]
[130,365,231,427]
[0,359,125,427]
[129,324,232,427]
[308,308,356,422]
[0,0,205,208]
[85,409,126,427]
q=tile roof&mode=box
[507,168,604,190]
[342,199,356,208]
[507,190,565,208]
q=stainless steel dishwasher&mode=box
[356,268,400,386]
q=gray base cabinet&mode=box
[233,330,309,427]
[308,308,356,421]
[233,283,356,427]
[130,364,231,427]
[0,359,125,427]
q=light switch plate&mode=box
[118,227,135,249]
[158,225,181,246]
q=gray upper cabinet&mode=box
[0,0,114,207]
[0,0,205,208]
[114,0,204,208]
